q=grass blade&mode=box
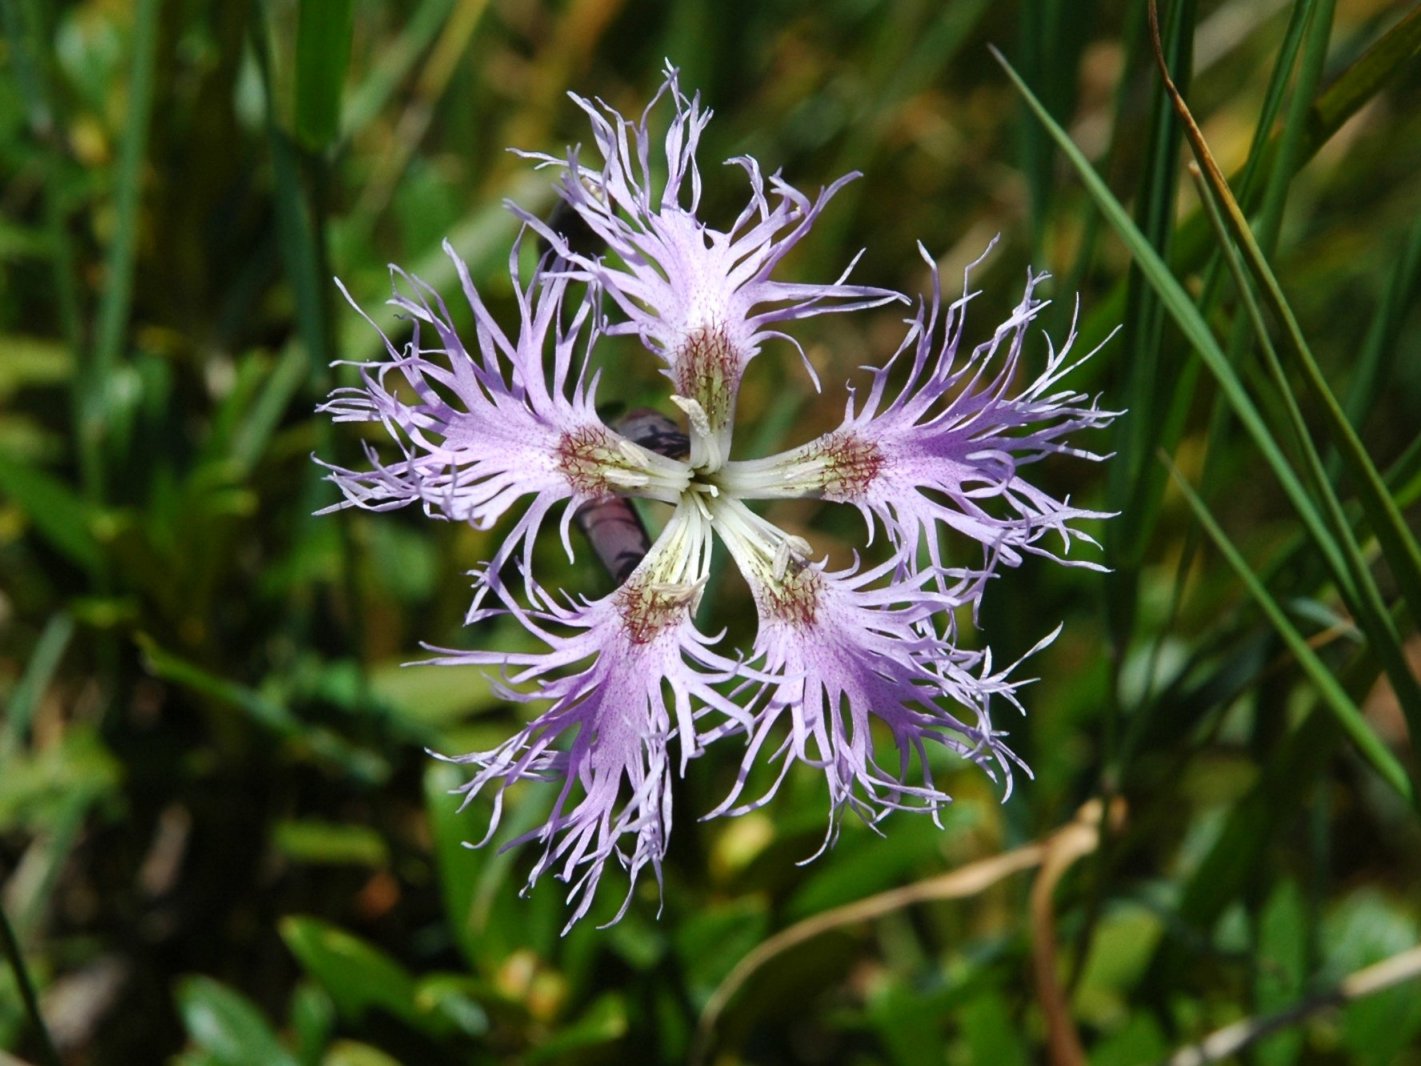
[1147,0,1421,637]
[1168,463,1411,802]
[0,902,61,1066]
[1104,0,1195,642]
[294,0,355,150]
[86,0,161,501]
[992,47,1357,608]
[1338,219,1421,447]
[1187,163,1421,730]
[2,613,74,757]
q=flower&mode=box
[319,66,1118,930]
[715,242,1118,578]
[512,63,900,472]
[428,498,751,928]
[318,240,691,595]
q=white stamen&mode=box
[772,540,792,581]
[616,437,646,465]
[604,469,650,488]
[671,393,725,472]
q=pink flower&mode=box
[320,69,1118,929]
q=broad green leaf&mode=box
[280,916,450,1035]
[289,981,334,1066]
[424,761,486,968]
[0,727,121,827]
[1326,890,1421,1066]
[1074,903,1164,1026]
[1091,1014,1169,1066]
[175,975,299,1066]
[865,975,948,1066]
[958,990,1030,1066]
[0,335,71,397]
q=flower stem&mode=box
[0,901,61,1066]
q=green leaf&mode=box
[1326,890,1421,1066]
[138,637,390,783]
[413,974,490,1037]
[1255,880,1307,1066]
[1074,904,1164,1026]
[423,761,487,969]
[280,916,448,1035]
[272,820,389,867]
[524,994,628,1064]
[288,982,334,1066]
[865,975,948,1066]
[673,898,769,1006]
[175,975,299,1066]
[1307,6,1421,153]
[0,335,71,399]
[2,612,74,755]
[0,457,103,572]
[293,0,354,150]
[1091,1014,1169,1066]
[958,990,1030,1066]
[0,726,121,828]
[321,1042,403,1066]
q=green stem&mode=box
[0,902,61,1066]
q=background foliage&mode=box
[3,0,1420,1062]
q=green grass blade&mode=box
[294,0,355,150]
[2,613,74,757]
[1149,5,1421,633]
[1016,0,1095,252]
[1169,465,1412,802]
[230,344,311,476]
[1188,165,1421,730]
[137,636,389,783]
[86,0,161,500]
[0,457,104,572]
[992,47,1356,605]
[1104,0,1195,642]
[256,41,327,383]
[1338,219,1421,448]
[3,0,85,356]
[1252,0,1333,255]
[1307,5,1421,155]
[1099,6,1421,341]
[0,902,61,1066]
[1145,0,1322,744]
[342,0,456,135]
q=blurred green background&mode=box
[3,0,1421,1062]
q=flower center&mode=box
[555,425,691,501]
